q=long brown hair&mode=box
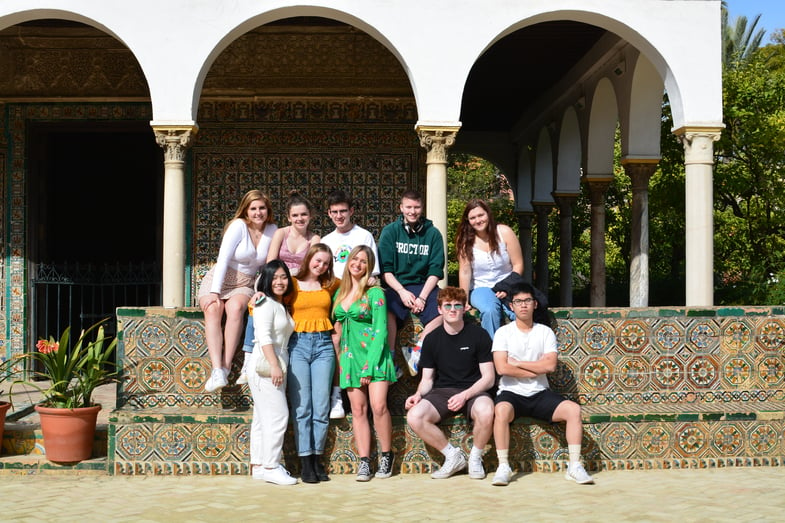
[225,189,274,233]
[332,245,375,316]
[296,243,336,288]
[455,199,500,263]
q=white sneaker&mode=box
[431,449,467,479]
[468,455,485,479]
[329,389,345,419]
[565,463,594,484]
[492,463,513,486]
[204,368,228,393]
[261,464,297,485]
[236,353,251,385]
[402,345,421,376]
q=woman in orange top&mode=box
[287,243,341,484]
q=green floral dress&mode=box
[334,286,397,388]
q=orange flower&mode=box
[36,339,59,354]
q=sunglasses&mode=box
[441,303,465,311]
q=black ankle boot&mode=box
[300,455,319,483]
[313,454,330,482]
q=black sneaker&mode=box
[356,457,372,482]
[375,451,394,479]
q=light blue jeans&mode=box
[470,286,515,339]
[242,310,254,353]
[287,331,335,456]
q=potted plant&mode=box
[0,357,16,454]
[14,318,117,463]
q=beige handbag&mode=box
[255,350,287,377]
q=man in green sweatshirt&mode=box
[378,189,445,375]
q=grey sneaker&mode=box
[431,450,467,479]
[375,451,394,479]
[468,455,485,479]
[356,458,372,482]
[565,463,594,484]
[492,463,513,486]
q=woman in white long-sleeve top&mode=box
[249,260,297,485]
[198,190,277,392]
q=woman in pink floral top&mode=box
[332,245,396,481]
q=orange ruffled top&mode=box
[291,278,341,332]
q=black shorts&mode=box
[385,283,440,326]
[495,389,566,422]
[422,387,492,420]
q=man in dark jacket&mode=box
[378,189,445,375]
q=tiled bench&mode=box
[107,306,785,475]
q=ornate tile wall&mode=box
[190,99,422,301]
[111,306,785,475]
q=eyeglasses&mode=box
[441,303,465,311]
[511,298,535,306]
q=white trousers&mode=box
[249,351,290,468]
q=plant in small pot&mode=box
[14,318,117,463]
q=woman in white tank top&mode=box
[455,199,524,339]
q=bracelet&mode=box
[416,296,425,303]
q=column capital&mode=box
[416,126,460,164]
[153,125,198,162]
[622,160,659,190]
[673,126,722,165]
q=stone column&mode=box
[516,211,534,283]
[553,193,577,306]
[416,126,459,286]
[623,159,658,307]
[153,126,196,307]
[675,127,722,306]
[584,176,612,307]
[532,203,552,295]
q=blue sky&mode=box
[726,0,785,42]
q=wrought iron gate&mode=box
[30,261,161,348]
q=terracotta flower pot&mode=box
[0,401,11,455]
[34,404,101,463]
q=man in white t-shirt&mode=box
[321,190,380,419]
[321,190,380,279]
[490,282,594,486]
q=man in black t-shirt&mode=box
[405,287,495,480]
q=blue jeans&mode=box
[470,286,514,339]
[242,309,254,353]
[287,331,336,456]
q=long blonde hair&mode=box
[332,245,375,316]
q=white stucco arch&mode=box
[0,0,721,130]
[533,128,555,204]
[556,107,582,193]
[586,78,619,175]
[623,53,664,159]
[466,2,720,132]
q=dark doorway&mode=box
[27,121,164,345]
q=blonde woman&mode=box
[333,246,396,481]
[198,190,277,392]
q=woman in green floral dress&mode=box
[333,245,397,481]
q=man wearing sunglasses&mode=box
[490,282,594,486]
[405,286,495,480]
